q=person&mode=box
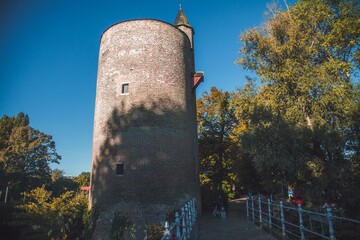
[220,205,226,219]
[213,195,225,218]
[212,204,220,217]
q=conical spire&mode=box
[174,4,191,27]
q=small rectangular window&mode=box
[116,162,124,175]
[121,83,129,94]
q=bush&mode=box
[110,211,136,240]
[0,202,20,238]
[145,223,163,240]
[19,187,91,239]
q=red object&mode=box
[81,186,90,192]
[294,197,304,206]
[193,72,204,89]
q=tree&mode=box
[0,113,61,199]
[237,0,359,128]
[236,0,360,209]
[20,186,90,239]
[229,79,264,194]
[50,169,79,197]
[197,87,239,207]
[74,172,90,187]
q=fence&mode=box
[144,198,197,240]
[246,195,360,240]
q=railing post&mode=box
[192,200,195,225]
[189,202,195,233]
[189,200,194,222]
[185,203,190,239]
[194,199,197,219]
[175,212,181,238]
[298,204,305,240]
[326,207,336,240]
[268,198,272,230]
[190,199,194,220]
[251,196,255,223]
[194,199,197,218]
[280,201,286,237]
[258,196,262,228]
[163,221,170,240]
[188,202,192,231]
[182,207,187,240]
[246,196,249,220]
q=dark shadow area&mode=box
[91,97,199,218]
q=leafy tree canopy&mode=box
[20,186,90,239]
[234,0,360,213]
[0,113,61,199]
[74,172,90,187]
[197,87,240,206]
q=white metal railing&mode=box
[144,198,197,240]
[246,195,360,240]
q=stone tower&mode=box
[90,6,203,237]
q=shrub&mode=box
[145,223,163,240]
[19,186,91,239]
[110,211,136,240]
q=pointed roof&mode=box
[174,5,191,27]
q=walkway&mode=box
[197,199,276,240]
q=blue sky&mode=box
[0,0,290,176]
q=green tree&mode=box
[236,0,360,210]
[0,113,61,199]
[74,172,90,187]
[50,169,79,197]
[232,79,312,195]
[20,186,90,239]
[230,79,264,194]
[197,87,239,206]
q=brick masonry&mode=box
[90,19,200,239]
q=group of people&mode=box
[212,195,226,219]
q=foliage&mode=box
[235,0,360,215]
[19,186,90,239]
[73,172,90,187]
[0,113,61,199]
[110,212,136,240]
[50,169,79,197]
[145,223,163,240]
[197,87,239,205]
[230,79,264,194]
[0,113,95,238]
[0,202,16,237]
[81,205,98,240]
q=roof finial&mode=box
[174,3,191,27]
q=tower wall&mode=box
[90,19,199,233]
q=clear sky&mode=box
[0,0,291,176]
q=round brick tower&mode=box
[90,7,202,237]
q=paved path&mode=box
[197,200,276,240]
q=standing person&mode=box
[217,195,227,219]
[213,195,223,217]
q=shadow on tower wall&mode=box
[90,97,198,237]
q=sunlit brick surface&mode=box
[90,19,199,238]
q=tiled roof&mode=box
[174,5,191,27]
